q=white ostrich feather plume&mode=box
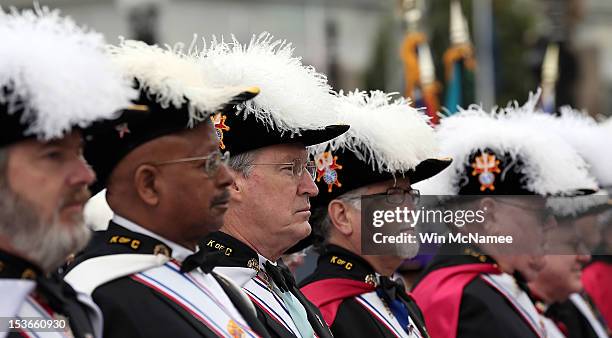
[199,32,337,134]
[415,95,598,196]
[0,5,135,140]
[310,90,438,173]
[108,39,248,126]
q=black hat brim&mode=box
[408,157,453,185]
[284,157,453,255]
[285,124,350,147]
[85,86,260,194]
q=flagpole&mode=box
[399,0,441,124]
[473,0,495,110]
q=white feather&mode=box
[84,190,113,231]
[199,32,337,134]
[415,97,598,196]
[0,5,135,140]
[309,90,439,173]
[547,190,610,218]
[108,39,249,126]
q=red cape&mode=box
[582,261,612,329]
[300,278,375,326]
[411,263,500,338]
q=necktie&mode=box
[377,276,413,335]
[265,261,314,338]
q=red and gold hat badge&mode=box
[315,151,342,193]
[471,151,501,191]
[211,113,230,150]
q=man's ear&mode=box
[229,172,244,203]
[134,164,161,206]
[328,200,355,236]
[480,197,499,234]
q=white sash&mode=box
[134,260,259,338]
[0,279,35,336]
[242,275,302,337]
[355,291,422,338]
[539,314,566,338]
[13,297,71,338]
[481,273,546,338]
[570,293,609,338]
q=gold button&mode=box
[21,268,37,280]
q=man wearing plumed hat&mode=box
[63,40,267,338]
[299,90,451,338]
[411,96,599,338]
[196,33,348,338]
[508,108,611,338]
[0,5,135,338]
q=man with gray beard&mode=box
[0,5,135,338]
[299,90,451,338]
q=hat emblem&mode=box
[211,113,230,150]
[315,151,342,193]
[471,152,501,191]
[115,123,130,139]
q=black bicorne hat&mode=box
[85,87,259,194]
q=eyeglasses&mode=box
[344,187,421,205]
[249,159,317,180]
[153,150,230,177]
[496,198,555,227]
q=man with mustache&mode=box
[64,40,267,338]
[0,6,135,338]
[196,33,348,338]
[299,90,451,338]
[411,100,599,338]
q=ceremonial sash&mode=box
[480,274,545,338]
[355,292,423,338]
[411,263,500,338]
[569,293,609,338]
[301,278,375,326]
[242,275,301,337]
[14,297,71,338]
[132,260,259,338]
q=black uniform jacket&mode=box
[299,244,429,338]
[412,244,542,338]
[66,222,268,338]
[200,231,333,338]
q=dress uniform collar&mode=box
[201,231,259,268]
[201,231,287,287]
[315,244,381,286]
[98,218,175,258]
[112,214,194,262]
[0,249,41,280]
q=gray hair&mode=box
[228,149,258,177]
[311,187,367,252]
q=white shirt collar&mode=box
[258,253,275,269]
[112,214,194,262]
